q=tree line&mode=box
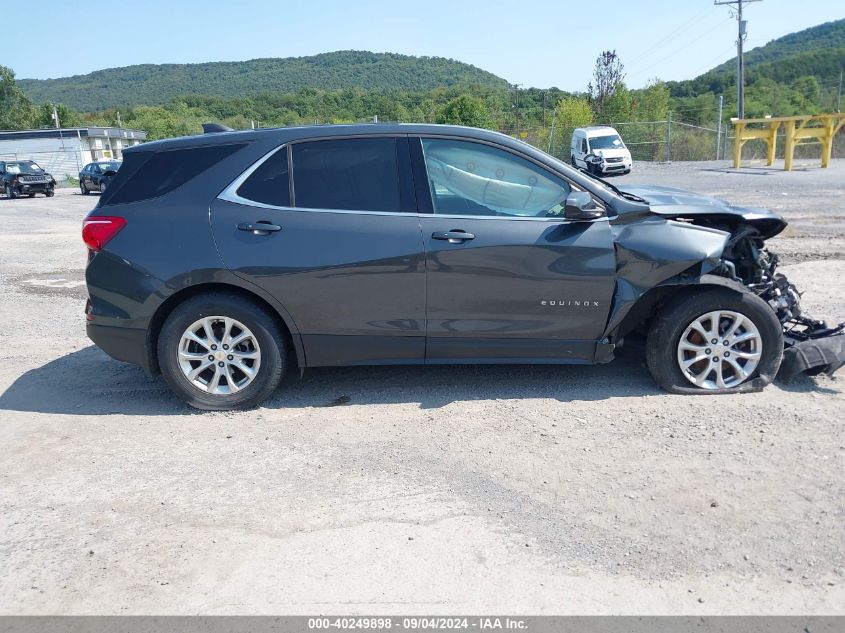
[1,41,839,164]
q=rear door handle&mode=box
[238,221,282,235]
[432,230,475,243]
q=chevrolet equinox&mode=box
[82,124,844,410]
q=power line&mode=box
[633,17,733,76]
[627,5,715,68]
[686,44,738,78]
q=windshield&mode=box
[589,135,625,150]
[97,162,121,172]
[5,162,44,175]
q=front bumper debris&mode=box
[779,317,845,379]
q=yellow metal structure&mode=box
[731,114,845,171]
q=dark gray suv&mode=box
[82,124,844,410]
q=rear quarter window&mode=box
[99,143,246,206]
[236,146,291,207]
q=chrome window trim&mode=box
[218,143,289,208]
[217,133,608,223]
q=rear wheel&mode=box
[100,180,108,193]
[646,287,783,393]
[81,181,89,195]
[157,293,287,410]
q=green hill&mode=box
[17,50,510,111]
[710,18,845,75]
[668,18,845,115]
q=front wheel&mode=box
[81,181,89,195]
[45,189,55,197]
[157,293,287,410]
[646,287,783,393]
[7,184,18,199]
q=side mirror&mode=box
[564,191,603,221]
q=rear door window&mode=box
[291,138,400,212]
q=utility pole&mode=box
[666,111,672,162]
[714,0,762,119]
[512,84,522,136]
[116,111,121,128]
[542,90,547,128]
[52,106,66,149]
[716,94,724,159]
[837,64,843,113]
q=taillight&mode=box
[82,216,126,251]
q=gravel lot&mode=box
[1,159,843,615]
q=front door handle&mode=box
[432,230,475,243]
[238,221,282,235]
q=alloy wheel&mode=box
[177,316,261,395]
[676,310,762,389]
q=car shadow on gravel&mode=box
[0,346,190,416]
[0,344,669,415]
[2,344,836,415]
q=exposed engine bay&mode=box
[612,182,845,380]
[699,220,843,378]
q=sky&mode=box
[6,1,844,91]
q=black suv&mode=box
[79,160,121,195]
[0,160,56,198]
[83,124,844,410]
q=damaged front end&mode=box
[716,228,845,378]
[617,184,845,379]
[673,209,844,379]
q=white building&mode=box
[0,127,147,181]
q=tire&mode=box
[570,155,577,167]
[100,180,107,193]
[157,293,287,410]
[28,193,35,198]
[7,184,18,199]
[646,287,783,394]
[45,189,54,197]
[81,181,89,195]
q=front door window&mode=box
[421,138,571,218]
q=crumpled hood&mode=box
[620,184,787,239]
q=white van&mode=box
[570,126,632,176]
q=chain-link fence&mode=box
[533,119,845,164]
